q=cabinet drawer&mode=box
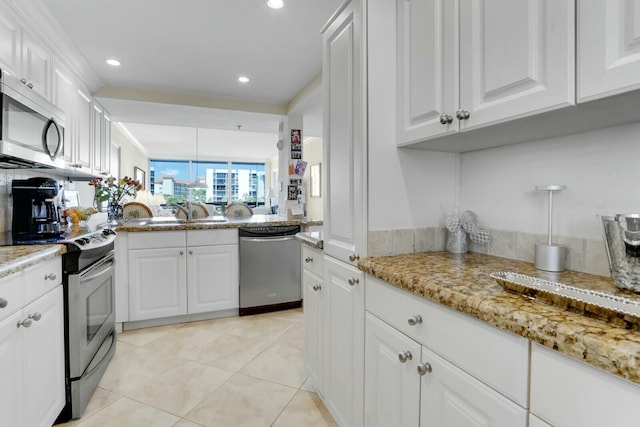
[187,229,237,246]
[530,342,640,427]
[366,276,529,407]
[24,258,61,305]
[128,231,186,249]
[302,245,323,276]
[0,273,24,321]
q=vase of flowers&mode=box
[89,176,142,222]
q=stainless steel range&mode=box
[51,225,117,422]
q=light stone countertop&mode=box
[358,251,640,386]
[116,215,312,232]
[295,231,324,250]
[0,245,66,279]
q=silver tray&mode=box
[490,271,640,326]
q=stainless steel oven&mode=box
[54,227,118,423]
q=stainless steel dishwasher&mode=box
[239,225,301,315]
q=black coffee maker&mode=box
[12,177,63,243]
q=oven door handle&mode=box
[80,252,115,281]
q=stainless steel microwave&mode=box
[0,69,66,169]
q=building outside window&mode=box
[149,159,266,209]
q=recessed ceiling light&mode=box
[267,0,284,9]
[238,76,251,83]
[106,58,121,67]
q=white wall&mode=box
[367,0,458,231]
[460,121,640,240]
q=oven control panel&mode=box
[67,229,117,250]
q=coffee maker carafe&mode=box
[12,177,63,243]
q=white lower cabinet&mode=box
[530,342,640,427]
[129,246,187,320]
[0,273,64,427]
[126,230,239,322]
[323,255,364,427]
[302,245,324,395]
[364,312,527,427]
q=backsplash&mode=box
[368,227,610,277]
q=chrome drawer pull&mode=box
[44,273,57,281]
[348,277,359,286]
[305,257,313,263]
[17,318,32,328]
[417,362,432,376]
[407,315,422,326]
[312,284,322,292]
[398,351,413,363]
[0,298,7,308]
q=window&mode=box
[149,160,266,209]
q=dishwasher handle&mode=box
[240,236,298,243]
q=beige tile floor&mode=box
[57,309,336,427]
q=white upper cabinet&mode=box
[322,0,367,265]
[0,5,20,73]
[396,0,457,143]
[459,0,574,130]
[397,0,575,149]
[578,0,640,102]
[20,29,52,100]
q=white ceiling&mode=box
[40,0,341,160]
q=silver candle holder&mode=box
[535,185,567,272]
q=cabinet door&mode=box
[129,248,187,321]
[74,89,93,169]
[187,245,238,314]
[420,346,527,427]
[22,286,65,427]
[397,0,457,145]
[322,0,366,265]
[323,255,364,427]
[0,311,24,427]
[102,112,112,175]
[578,0,640,101]
[364,313,421,427]
[0,5,20,75]
[92,102,104,174]
[303,268,324,395]
[21,29,52,100]
[459,0,574,130]
[52,66,75,163]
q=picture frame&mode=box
[134,166,146,190]
[310,163,321,197]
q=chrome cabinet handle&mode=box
[29,312,42,322]
[305,257,313,263]
[312,284,322,292]
[417,362,433,376]
[439,114,453,125]
[27,82,33,89]
[348,254,360,262]
[398,351,413,363]
[189,250,193,255]
[0,298,7,308]
[348,277,359,286]
[20,78,27,84]
[44,273,57,281]
[17,318,32,328]
[407,315,422,326]
[455,109,470,120]
[179,250,184,255]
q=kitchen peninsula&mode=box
[114,215,320,331]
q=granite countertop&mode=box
[0,245,66,279]
[295,231,324,249]
[358,251,640,386]
[116,215,304,232]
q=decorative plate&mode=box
[491,271,640,327]
[123,202,153,220]
[223,202,253,218]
